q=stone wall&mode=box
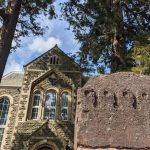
[75,72,150,150]
[18,46,81,122]
[0,46,81,150]
[0,87,21,150]
[12,120,74,150]
[12,46,81,150]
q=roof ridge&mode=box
[24,45,80,68]
[28,120,49,138]
[24,45,59,67]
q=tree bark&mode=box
[0,0,22,82]
[111,0,126,73]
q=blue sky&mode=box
[4,0,80,75]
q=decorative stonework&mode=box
[18,67,76,122]
[12,120,74,150]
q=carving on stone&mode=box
[113,93,118,108]
[82,86,97,112]
[118,88,137,110]
[98,88,116,109]
[103,89,115,107]
[75,72,150,149]
[136,89,149,100]
[136,89,150,110]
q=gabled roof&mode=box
[24,44,80,69]
[31,66,74,88]
[16,120,46,138]
[0,72,24,87]
[16,120,74,144]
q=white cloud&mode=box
[4,56,23,75]
[28,37,62,53]
[3,36,63,75]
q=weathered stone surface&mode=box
[75,72,150,150]
[13,120,74,150]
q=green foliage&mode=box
[131,32,150,75]
[61,0,150,73]
[97,65,105,74]
[0,0,56,49]
[16,0,56,47]
[0,0,149,75]
[68,51,96,75]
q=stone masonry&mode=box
[0,45,81,150]
[75,72,150,150]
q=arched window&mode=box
[44,90,56,120]
[31,91,41,119]
[0,97,10,145]
[61,92,69,121]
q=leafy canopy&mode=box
[0,0,56,49]
[61,0,150,73]
[131,32,150,75]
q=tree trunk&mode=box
[111,0,126,73]
[0,0,22,82]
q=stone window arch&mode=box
[44,90,57,120]
[61,92,69,121]
[0,97,10,146]
[31,91,41,119]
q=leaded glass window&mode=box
[44,91,56,120]
[31,92,40,119]
[0,97,10,146]
[61,92,69,121]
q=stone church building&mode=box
[0,45,81,150]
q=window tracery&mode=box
[44,90,56,120]
[31,91,41,119]
[30,89,71,121]
[61,92,69,121]
[0,97,10,145]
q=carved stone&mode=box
[75,72,150,150]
